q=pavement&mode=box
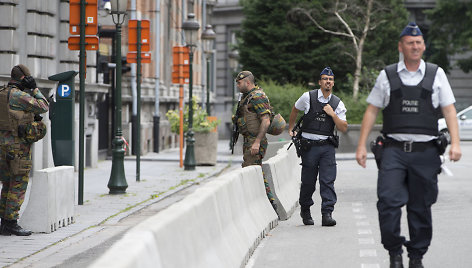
[0,139,244,268]
[248,141,472,268]
[4,137,463,268]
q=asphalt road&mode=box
[247,141,472,268]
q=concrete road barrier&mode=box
[90,165,278,268]
[262,143,301,220]
[19,166,75,233]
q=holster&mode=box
[328,135,339,148]
[434,132,448,155]
[370,136,385,169]
[292,135,302,157]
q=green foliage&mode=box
[336,91,383,124]
[258,80,308,121]
[238,0,341,86]
[425,0,472,73]
[345,66,381,95]
[260,80,382,125]
[238,0,408,96]
[166,97,220,134]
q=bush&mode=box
[259,80,382,125]
[335,91,383,124]
[258,80,308,121]
[166,97,220,134]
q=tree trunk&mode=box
[353,0,373,100]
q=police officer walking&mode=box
[0,64,49,236]
[355,23,462,268]
[288,67,348,226]
[234,70,276,208]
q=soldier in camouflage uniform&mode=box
[0,64,49,236]
[234,71,276,207]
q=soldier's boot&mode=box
[0,219,32,236]
[300,208,314,225]
[321,213,336,227]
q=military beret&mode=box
[235,70,253,81]
[11,64,31,82]
[400,22,423,38]
[320,67,334,77]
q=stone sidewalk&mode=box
[0,140,243,268]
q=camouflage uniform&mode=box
[0,84,48,221]
[237,86,274,201]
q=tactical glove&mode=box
[21,75,37,90]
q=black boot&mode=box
[408,258,423,268]
[390,255,403,268]
[300,209,314,225]
[321,213,336,227]
[0,219,32,236]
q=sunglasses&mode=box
[321,77,334,81]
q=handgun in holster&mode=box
[435,132,448,155]
[370,135,385,169]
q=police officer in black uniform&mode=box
[288,67,348,227]
[356,23,462,268]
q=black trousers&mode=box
[299,144,337,214]
[377,146,441,259]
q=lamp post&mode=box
[201,25,216,116]
[182,13,200,171]
[108,0,128,194]
[228,49,239,112]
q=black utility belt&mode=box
[384,138,435,153]
[300,138,331,147]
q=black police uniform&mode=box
[378,63,442,259]
[299,90,340,215]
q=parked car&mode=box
[438,105,472,142]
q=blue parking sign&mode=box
[58,84,71,98]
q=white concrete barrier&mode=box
[262,143,301,220]
[19,166,75,233]
[90,165,278,268]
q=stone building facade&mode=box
[0,0,217,168]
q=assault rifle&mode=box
[230,94,242,154]
[287,115,304,157]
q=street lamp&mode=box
[108,0,128,194]
[182,13,200,171]
[201,25,216,115]
[228,49,239,111]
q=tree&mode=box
[290,0,408,99]
[426,0,472,73]
[238,0,349,86]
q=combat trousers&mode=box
[0,142,32,221]
[241,135,274,201]
[299,144,337,214]
[377,146,441,259]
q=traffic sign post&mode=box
[171,46,190,167]
[127,20,152,181]
[128,20,151,52]
[68,0,99,205]
[69,0,98,35]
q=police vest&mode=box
[0,85,34,136]
[382,62,439,136]
[300,89,340,136]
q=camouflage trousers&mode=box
[241,135,274,201]
[0,142,32,221]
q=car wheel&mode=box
[439,129,451,144]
